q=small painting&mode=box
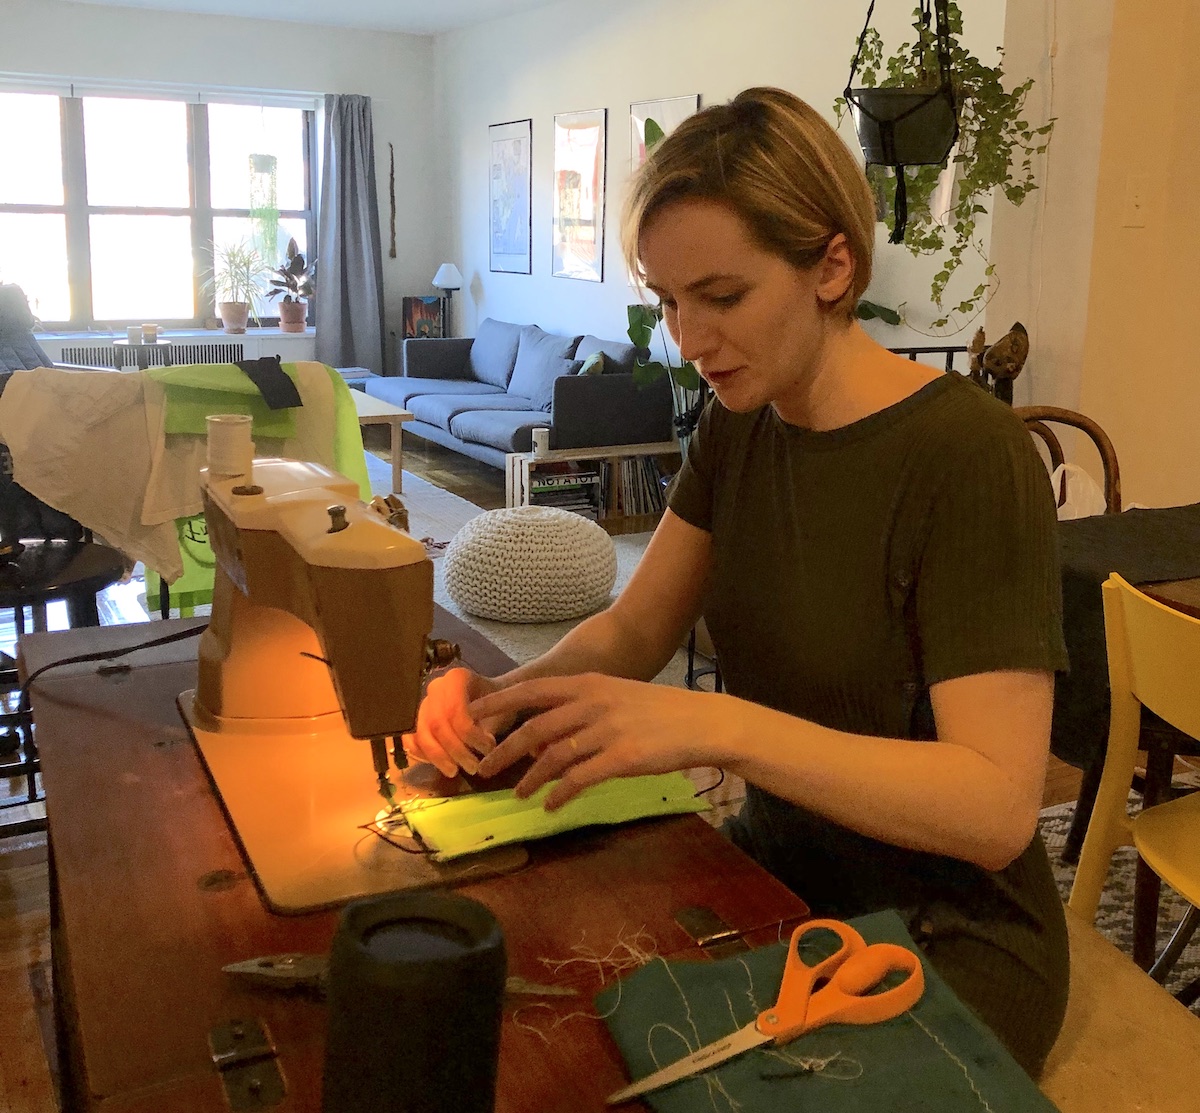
[489,118,533,274]
[552,108,607,283]
[402,296,444,339]
[630,95,700,171]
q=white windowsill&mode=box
[36,327,316,340]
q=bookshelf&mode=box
[506,440,681,535]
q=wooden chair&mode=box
[1069,575,1200,1001]
[1013,405,1121,514]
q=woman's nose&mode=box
[673,307,716,364]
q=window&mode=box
[0,89,315,329]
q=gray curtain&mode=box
[315,94,386,373]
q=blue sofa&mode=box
[364,318,674,469]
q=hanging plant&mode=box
[836,2,1054,330]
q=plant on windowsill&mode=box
[835,1,1054,331]
[265,238,316,334]
[202,240,271,335]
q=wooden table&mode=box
[351,389,413,494]
[22,611,809,1112]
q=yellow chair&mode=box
[1069,574,1200,1000]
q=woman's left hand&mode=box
[470,673,726,809]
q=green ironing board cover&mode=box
[598,909,1059,1113]
[400,773,708,861]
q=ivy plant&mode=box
[836,2,1054,330]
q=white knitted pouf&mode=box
[444,505,617,623]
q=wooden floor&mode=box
[0,437,1092,1112]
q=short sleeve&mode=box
[915,420,1069,685]
[666,398,719,532]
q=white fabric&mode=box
[443,505,617,623]
[0,361,343,582]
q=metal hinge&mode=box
[674,907,751,960]
[208,1018,286,1111]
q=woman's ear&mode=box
[815,234,855,307]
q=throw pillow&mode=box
[579,351,606,376]
[534,357,582,412]
[467,318,523,388]
[508,325,584,409]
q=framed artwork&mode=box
[552,108,607,283]
[402,295,444,339]
[630,95,700,170]
[488,118,532,274]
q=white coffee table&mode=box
[350,390,413,493]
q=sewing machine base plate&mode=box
[180,691,528,915]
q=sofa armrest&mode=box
[550,373,674,449]
[399,337,475,380]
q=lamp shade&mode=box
[432,263,463,291]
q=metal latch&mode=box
[208,1018,286,1110]
[674,907,750,960]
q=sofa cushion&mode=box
[575,335,639,375]
[467,318,523,388]
[365,376,504,409]
[408,392,534,432]
[507,326,583,410]
[448,409,549,454]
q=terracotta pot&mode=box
[218,302,250,334]
[278,299,308,333]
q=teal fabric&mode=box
[401,773,708,861]
[599,910,1058,1113]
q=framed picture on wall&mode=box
[552,108,607,283]
[402,295,445,339]
[630,95,700,170]
[489,118,533,274]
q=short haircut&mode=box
[622,87,875,318]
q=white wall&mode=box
[434,0,1009,348]
[0,0,436,370]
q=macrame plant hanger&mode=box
[844,0,959,243]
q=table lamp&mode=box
[432,263,463,336]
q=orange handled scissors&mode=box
[606,918,924,1105]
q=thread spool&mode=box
[125,325,142,344]
[205,413,254,477]
[322,891,507,1113]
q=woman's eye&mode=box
[710,292,744,308]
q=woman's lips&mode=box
[704,367,742,386]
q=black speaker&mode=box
[322,890,507,1113]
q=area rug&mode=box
[1039,799,1199,1004]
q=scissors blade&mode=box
[606,1022,768,1105]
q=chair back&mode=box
[1013,405,1121,514]
[0,284,53,376]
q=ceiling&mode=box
[70,0,567,35]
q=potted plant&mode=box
[836,2,1054,330]
[203,241,270,334]
[265,238,315,333]
[626,303,707,454]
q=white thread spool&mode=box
[206,413,254,477]
[125,325,141,344]
[532,428,549,457]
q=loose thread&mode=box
[909,1013,997,1113]
[761,1047,863,1081]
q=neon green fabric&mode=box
[400,773,708,861]
[143,363,369,605]
[598,909,1058,1113]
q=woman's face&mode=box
[638,198,851,416]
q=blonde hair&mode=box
[622,87,875,318]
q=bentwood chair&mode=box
[1069,575,1200,1003]
[1013,405,1122,515]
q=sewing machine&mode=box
[177,457,525,913]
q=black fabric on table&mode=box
[1053,503,1200,768]
[235,355,303,410]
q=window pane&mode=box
[84,97,190,207]
[0,93,64,204]
[0,213,70,321]
[209,104,306,211]
[214,215,307,274]
[90,215,194,320]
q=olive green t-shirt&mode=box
[669,373,1070,1069]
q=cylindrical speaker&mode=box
[321,891,507,1113]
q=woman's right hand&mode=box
[404,667,511,777]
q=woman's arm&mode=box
[472,667,1053,873]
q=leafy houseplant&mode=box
[203,240,270,334]
[836,2,1054,330]
[265,238,315,334]
[626,303,707,453]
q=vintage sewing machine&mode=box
[177,457,524,914]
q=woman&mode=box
[408,87,1069,1075]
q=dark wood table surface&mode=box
[22,607,809,1113]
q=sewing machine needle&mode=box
[370,736,397,809]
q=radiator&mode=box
[57,341,246,368]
